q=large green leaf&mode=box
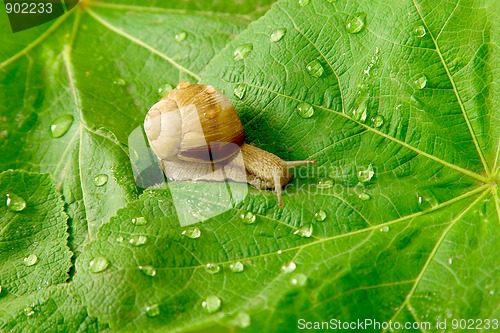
[1,0,499,332]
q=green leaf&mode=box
[0,171,72,302]
[74,0,499,331]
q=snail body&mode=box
[144,82,315,207]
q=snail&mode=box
[143,82,315,207]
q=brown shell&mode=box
[144,82,244,163]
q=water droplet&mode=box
[277,250,283,255]
[131,216,147,226]
[175,31,187,42]
[0,285,2,294]
[202,295,222,314]
[230,311,251,328]
[129,235,148,247]
[281,261,296,273]
[489,289,495,296]
[233,43,253,61]
[241,211,256,224]
[314,209,327,221]
[447,258,453,265]
[290,273,307,286]
[234,84,246,99]
[157,83,173,97]
[363,47,380,76]
[296,102,315,118]
[94,174,108,187]
[229,261,244,273]
[139,265,157,277]
[346,12,366,34]
[270,28,286,42]
[146,304,160,317]
[205,263,220,274]
[116,236,124,243]
[23,254,38,266]
[359,193,371,201]
[414,75,427,90]
[89,256,109,273]
[24,307,35,316]
[357,164,375,182]
[182,226,201,239]
[416,191,438,210]
[350,90,369,122]
[371,115,384,128]
[379,226,390,233]
[413,25,426,38]
[113,78,126,86]
[294,224,313,237]
[317,178,333,189]
[50,115,74,138]
[306,59,324,78]
[298,0,310,6]
[5,193,26,212]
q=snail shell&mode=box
[144,82,244,163]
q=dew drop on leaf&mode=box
[413,25,426,38]
[94,174,108,187]
[317,178,333,189]
[5,192,26,212]
[113,78,126,86]
[131,216,147,226]
[371,115,385,128]
[49,115,74,138]
[379,226,390,233]
[298,0,310,6]
[416,192,438,210]
[146,304,160,317]
[23,254,38,266]
[414,75,428,90]
[89,256,109,273]
[202,295,222,314]
[270,28,286,42]
[241,211,256,224]
[182,226,201,239]
[357,164,375,182]
[24,307,35,317]
[447,258,453,265]
[306,59,324,78]
[314,209,327,221]
[350,90,369,122]
[294,224,313,237]
[281,261,297,273]
[129,235,148,247]
[233,84,246,99]
[296,102,315,118]
[157,83,173,97]
[358,193,371,201]
[233,43,253,61]
[290,273,307,286]
[346,12,366,34]
[229,261,244,273]
[139,265,157,277]
[229,311,251,328]
[116,236,124,243]
[175,31,187,42]
[205,263,220,274]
